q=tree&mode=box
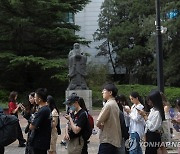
[93,0,118,75]
[161,1,180,86]
[95,0,155,84]
[95,0,180,86]
[0,0,90,56]
[0,0,90,92]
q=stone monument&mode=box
[66,43,92,113]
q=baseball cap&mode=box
[63,93,79,105]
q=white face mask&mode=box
[70,105,76,112]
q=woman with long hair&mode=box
[47,95,60,154]
[8,91,26,147]
[117,94,130,132]
[138,90,165,154]
[23,92,38,154]
[115,95,129,154]
[157,92,171,154]
[124,92,145,154]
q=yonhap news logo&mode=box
[125,138,137,151]
[141,141,180,148]
[125,139,180,150]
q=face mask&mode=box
[70,105,76,112]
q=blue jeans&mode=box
[129,132,142,154]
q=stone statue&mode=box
[67,43,89,90]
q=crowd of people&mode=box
[0,84,180,154]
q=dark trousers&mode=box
[12,113,25,145]
[145,131,161,154]
[81,140,88,154]
[0,146,4,154]
[33,148,47,154]
[98,143,118,154]
[17,121,26,145]
[25,132,34,154]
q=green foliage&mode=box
[0,0,90,56]
[92,84,180,106]
[0,89,9,103]
[0,89,9,108]
[0,52,68,87]
[95,0,180,86]
[0,84,179,108]
[0,0,90,93]
[86,64,110,107]
[86,63,109,87]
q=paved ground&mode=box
[4,110,180,154]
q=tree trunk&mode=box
[107,40,117,75]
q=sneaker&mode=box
[92,129,98,135]
[18,143,26,147]
[60,140,66,146]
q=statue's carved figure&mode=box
[67,43,88,90]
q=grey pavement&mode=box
[4,110,99,154]
[4,110,179,154]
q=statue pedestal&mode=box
[66,90,92,114]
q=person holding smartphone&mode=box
[8,91,26,147]
[138,90,165,154]
[124,92,145,154]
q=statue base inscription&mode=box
[65,90,92,114]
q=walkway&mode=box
[4,110,179,154]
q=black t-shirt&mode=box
[32,105,51,150]
[69,109,87,139]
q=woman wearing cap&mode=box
[64,93,89,154]
[96,83,122,153]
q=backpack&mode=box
[0,113,19,146]
[82,112,94,141]
[88,113,94,130]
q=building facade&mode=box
[75,0,125,74]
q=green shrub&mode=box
[0,89,9,106]
[91,84,180,106]
[86,63,109,88]
[165,87,180,106]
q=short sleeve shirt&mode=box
[8,102,18,116]
[68,109,87,139]
[32,105,51,150]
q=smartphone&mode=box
[136,108,141,111]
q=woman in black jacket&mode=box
[22,92,38,154]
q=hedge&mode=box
[0,84,180,108]
[91,84,180,107]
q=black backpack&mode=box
[0,113,19,146]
